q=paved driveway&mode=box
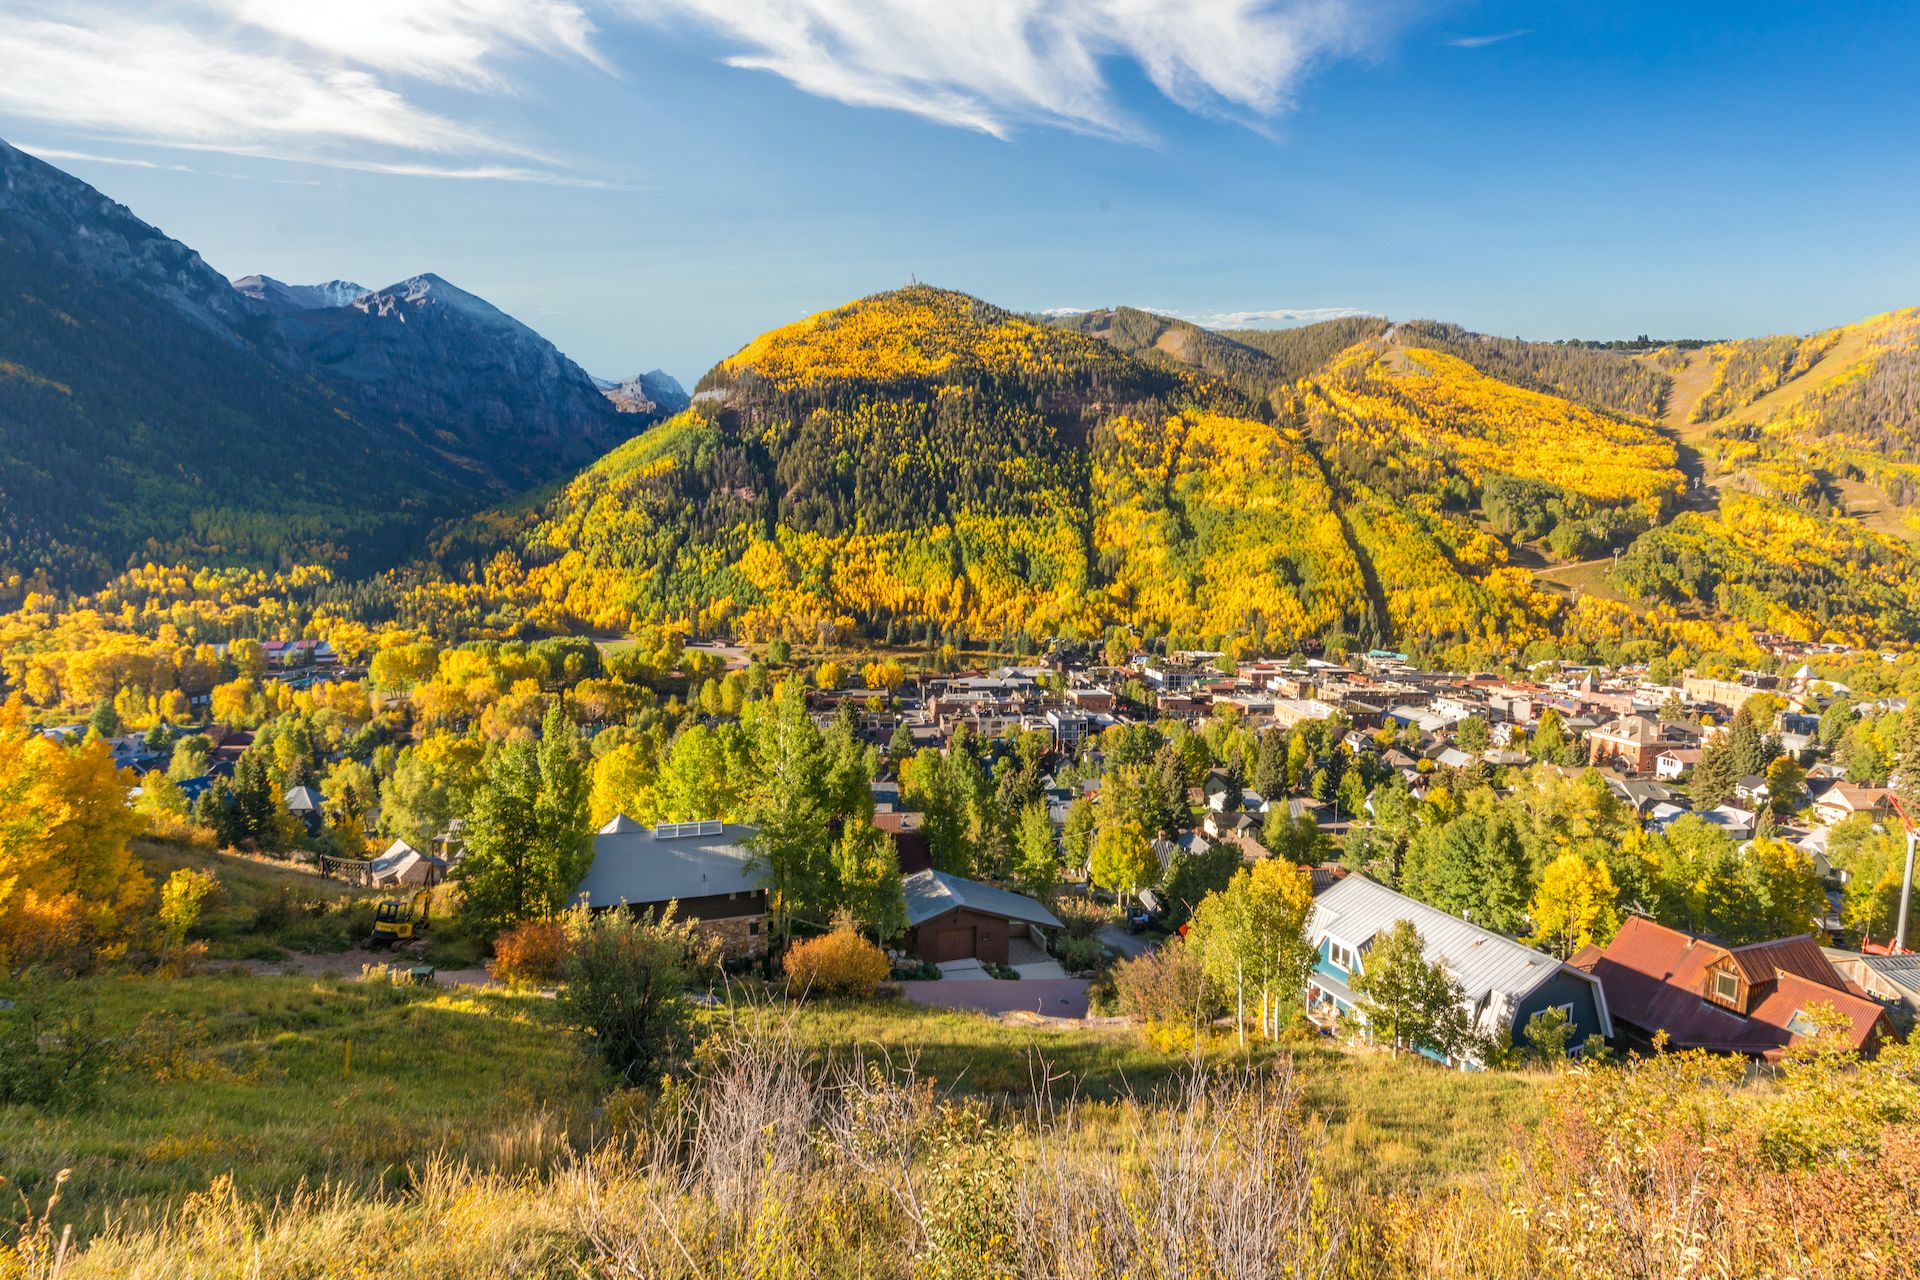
[1098,924,1157,959]
[899,978,1091,1018]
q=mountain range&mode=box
[0,137,668,594]
[4,139,1919,657]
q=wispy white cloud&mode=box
[224,0,608,90]
[0,2,607,183]
[1046,303,1376,328]
[1183,305,1377,328]
[0,1,1412,182]
[0,15,508,154]
[16,145,194,171]
[290,156,633,188]
[621,1,1402,139]
[1446,29,1529,49]
[17,143,326,185]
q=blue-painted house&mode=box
[1306,874,1612,1068]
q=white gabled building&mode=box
[1306,875,1612,1068]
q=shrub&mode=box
[0,895,95,974]
[1051,933,1107,974]
[489,918,571,988]
[784,929,890,998]
[891,959,940,981]
[249,884,299,933]
[0,998,110,1110]
[1521,1005,1573,1065]
[156,868,221,945]
[560,907,712,1087]
[1112,939,1221,1048]
[1052,895,1106,941]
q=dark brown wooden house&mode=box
[901,869,1061,965]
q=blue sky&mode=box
[5,1,1920,385]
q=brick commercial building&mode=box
[1587,714,1665,773]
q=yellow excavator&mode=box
[366,888,432,950]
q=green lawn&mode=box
[0,973,604,1232]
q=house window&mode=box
[1711,970,1739,1005]
[1786,1009,1818,1037]
[747,921,759,936]
[1327,940,1357,973]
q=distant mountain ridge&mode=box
[596,370,691,417]
[0,140,252,340]
[10,135,1920,652]
[0,138,671,595]
[259,271,641,490]
[232,275,369,312]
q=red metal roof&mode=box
[1572,916,1888,1058]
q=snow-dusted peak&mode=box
[357,273,518,330]
[234,275,369,312]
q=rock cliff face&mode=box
[268,273,639,486]
[232,275,369,313]
[597,369,691,417]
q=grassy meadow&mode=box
[3,971,1912,1279]
[767,999,1542,1192]
[133,839,490,968]
[1,973,1541,1241]
[0,974,602,1235]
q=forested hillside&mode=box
[0,172,457,595]
[416,286,1703,657]
[0,140,659,602]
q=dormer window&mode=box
[1711,969,1740,1006]
[1327,940,1357,974]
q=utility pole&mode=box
[1888,796,1918,954]
[1899,825,1917,953]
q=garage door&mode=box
[931,926,977,962]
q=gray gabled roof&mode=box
[573,817,763,907]
[369,840,445,880]
[902,869,1062,930]
[1310,874,1581,1009]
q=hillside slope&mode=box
[0,140,659,598]
[447,286,1708,656]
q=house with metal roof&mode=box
[1824,949,1920,1036]
[902,869,1061,965]
[283,784,323,832]
[1307,874,1612,1067]
[572,816,768,958]
[1573,917,1892,1058]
